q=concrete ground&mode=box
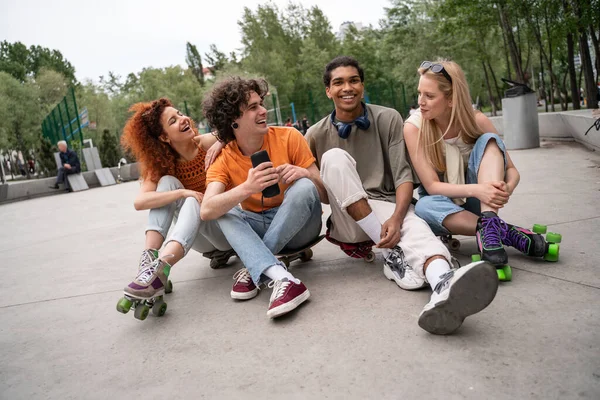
[1,141,599,400]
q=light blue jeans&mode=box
[415,133,507,236]
[147,176,231,255]
[216,178,322,284]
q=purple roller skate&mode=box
[476,211,508,266]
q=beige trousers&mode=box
[320,148,451,278]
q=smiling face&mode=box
[159,107,195,145]
[417,74,452,121]
[325,66,364,121]
[233,91,268,138]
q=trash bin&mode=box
[501,78,539,150]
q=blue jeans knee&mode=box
[415,194,464,236]
[467,133,507,183]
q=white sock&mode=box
[356,212,390,257]
[264,264,300,284]
[425,259,452,290]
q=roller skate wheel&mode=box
[496,269,506,281]
[300,249,313,262]
[165,280,173,294]
[471,254,482,262]
[449,238,461,251]
[364,251,375,263]
[152,298,168,317]
[546,232,562,244]
[116,297,132,314]
[501,265,512,281]
[532,224,547,234]
[134,304,150,321]
[544,243,560,262]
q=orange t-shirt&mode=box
[206,126,316,213]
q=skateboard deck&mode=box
[276,234,325,268]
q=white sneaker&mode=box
[383,245,427,290]
[418,261,498,335]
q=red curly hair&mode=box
[121,98,179,182]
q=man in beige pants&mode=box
[305,56,498,335]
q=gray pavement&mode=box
[1,141,599,400]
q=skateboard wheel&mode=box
[364,251,375,263]
[116,297,132,314]
[281,258,290,268]
[165,280,173,294]
[546,232,562,244]
[152,298,167,317]
[300,249,313,262]
[471,254,482,262]
[448,238,461,251]
[544,243,560,262]
[532,224,547,234]
[134,304,150,321]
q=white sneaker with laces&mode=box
[383,245,427,290]
[418,260,498,335]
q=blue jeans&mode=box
[147,176,231,255]
[415,133,507,236]
[216,178,322,284]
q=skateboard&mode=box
[470,223,562,282]
[276,234,326,268]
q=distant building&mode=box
[203,67,214,81]
[336,21,364,41]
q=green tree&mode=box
[186,42,205,86]
[0,41,76,84]
[99,129,120,167]
[0,72,42,179]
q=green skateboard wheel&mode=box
[532,224,547,234]
[134,304,150,321]
[546,232,562,244]
[471,254,482,262]
[116,297,132,314]
[544,243,560,262]
[152,298,167,317]
[165,280,173,294]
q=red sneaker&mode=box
[266,278,310,319]
[231,268,258,300]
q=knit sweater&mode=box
[174,145,207,192]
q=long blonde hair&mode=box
[417,60,483,173]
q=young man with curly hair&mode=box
[305,56,498,335]
[201,77,327,319]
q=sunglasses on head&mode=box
[420,61,453,84]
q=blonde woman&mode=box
[404,60,549,268]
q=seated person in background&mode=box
[201,77,327,319]
[50,140,81,192]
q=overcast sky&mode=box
[0,0,391,83]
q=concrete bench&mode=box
[82,148,116,187]
[54,152,89,192]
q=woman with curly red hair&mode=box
[118,98,235,311]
